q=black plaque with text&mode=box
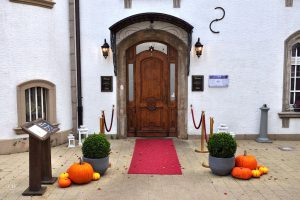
[101,76,113,92]
[192,75,204,91]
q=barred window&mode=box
[15,80,56,134]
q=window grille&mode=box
[25,87,48,122]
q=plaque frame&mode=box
[192,75,204,92]
[101,76,113,92]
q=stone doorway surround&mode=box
[109,13,194,139]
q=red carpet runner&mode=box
[128,139,182,175]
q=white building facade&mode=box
[0,0,299,154]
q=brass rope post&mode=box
[209,117,214,139]
[100,111,105,134]
[195,111,208,153]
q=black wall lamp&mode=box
[101,39,110,59]
[195,38,204,58]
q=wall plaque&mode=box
[192,75,204,91]
[208,75,229,88]
[101,76,113,92]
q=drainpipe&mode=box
[75,0,83,126]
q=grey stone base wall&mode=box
[0,129,71,155]
[1,132,299,154]
[188,134,300,141]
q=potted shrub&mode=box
[82,133,111,175]
[207,133,237,176]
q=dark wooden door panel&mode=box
[140,59,164,103]
[126,45,177,137]
[139,108,166,131]
[127,108,136,132]
[136,51,168,136]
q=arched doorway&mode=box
[126,42,178,137]
[109,13,193,139]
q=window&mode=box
[124,0,180,8]
[278,31,300,128]
[10,0,55,9]
[15,80,57,134]
[285,0,293,7]
[290,43,300,107]
[128,64,134,102]
[170,63,176,101]
[136,42,168,55]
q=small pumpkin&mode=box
[235,150,257,170]
[59,172,69,179]
[92,172,101,181]
[259,166,269,174]
[67,158,94,184]
[58,177,72,188]
[232,167,252,180]
[251,169,261,178]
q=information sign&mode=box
[208,75,229,88]
[22,119,59,196]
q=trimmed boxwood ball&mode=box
[207,133,237,158]
[82,134,111,159]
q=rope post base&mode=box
[195,149,208,153]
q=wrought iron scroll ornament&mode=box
[209,7,225,34]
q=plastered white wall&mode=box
[0,0,72,139]
[82,0,300,135]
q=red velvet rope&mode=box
[191,105,202,129]
[103,106,114,132]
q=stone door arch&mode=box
[109,13,193,139]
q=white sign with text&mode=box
[208,75,229,88]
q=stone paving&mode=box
[0,139,300,200]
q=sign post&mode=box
[22,119,59,196]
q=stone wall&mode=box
[0,0,72,140]
[79,0,300,136]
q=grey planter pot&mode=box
[208,155,235,176]
[83,156,109,175]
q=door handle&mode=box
[147,105,156,111]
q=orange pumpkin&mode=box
[58,177,72,188]
[67,158,94,184]
[232,167,252,180]
[235,150,257,170]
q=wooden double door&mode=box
[127,44,177,137]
